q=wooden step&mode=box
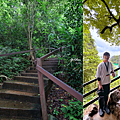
[0,89,40,103]
[21,73,38,77]
[26,69,57,74]
[14,76,49,85]
[30,66,58,71]
[0,59,59,119]
[26,70,37,73]
[44,58,59,61]
[2,81,39,93]
[0,116,40,120]
[21,73,48,79]
[0,99,41,118]
[42,61,59,66]
[29,67,36,70]
[43,66,58,71]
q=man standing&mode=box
[95,52,115,117]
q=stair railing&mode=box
[0,48,42,57]
[35,47,83,120]
[0,47,83,120]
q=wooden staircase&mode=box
[0,58,59,119]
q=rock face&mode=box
[108,89,120,120]
[83,104,98,120]
[83,88,120,120]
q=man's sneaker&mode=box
[104,106,111,115]
[99,108,105,117]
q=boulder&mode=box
[83,88,120,120]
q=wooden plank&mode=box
[37,58,48,120]
[0,48,41,57]
[41,48,60,61]
[0,48,56,57]
[42,62,59,66]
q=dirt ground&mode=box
[47,83,74,120]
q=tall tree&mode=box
[21,0,40,60]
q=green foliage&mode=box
[0,46,31,78]
[57,0,83,93]
[61,99,83,120]
[83,92,98,106]
[110,55,120,64]
[83,23,100,94]
[84,0,120,45]
[110,62,120,89]
[53,108,59,116]
[0,0,28,50]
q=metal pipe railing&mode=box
[83,67,120,108]
[83,84,120,108]
[83,67,120,87]
[83,75,120,98]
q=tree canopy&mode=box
[0,0,83,91]
[83,0,120,45]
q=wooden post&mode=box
[36,58,48,120]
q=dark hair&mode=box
[103,52,110,56]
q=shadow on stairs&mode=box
[0,58,59,120]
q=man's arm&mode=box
[111,70,115,77]
[97,77,103,90]
[95,64,103,90]
[111,62,115,77]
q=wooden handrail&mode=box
[83,67,120,87]
[0,49,37,57]
[36,46,81,120]
[36,47,61,120]
[41,47,61,61]
[1,46,76,120]
[0,48,55,57]
[36,64,83,102]
[40,46,66,61]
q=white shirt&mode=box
[95,61,114,85]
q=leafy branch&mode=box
[83,0,120,34]
[83,0,87,4]
[100,0,120,34]
[101,0,117,22]
[100,22,118,34]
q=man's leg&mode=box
[103,84,110,114]
[98,95,105,117]
[98,85,105,117]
